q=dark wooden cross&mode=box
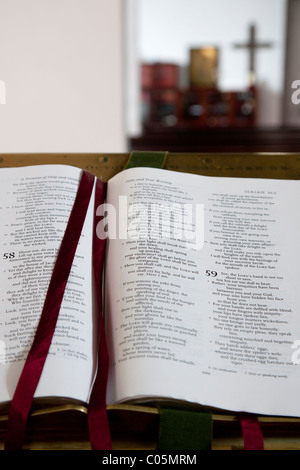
[233,24,273,85]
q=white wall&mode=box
[0,0,126,153]
[127,0,287,132]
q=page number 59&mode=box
[206,269,217,277]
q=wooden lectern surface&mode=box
[1,151,300,180]
[1,152,300,450]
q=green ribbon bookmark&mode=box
[125,151,168,169]
[125,151,213,450]
[158,407,212,451]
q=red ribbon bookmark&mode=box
[239,416,264,450]
[4,170,111,450]
[87,178,112,450]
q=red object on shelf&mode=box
[141,62,256,129]
[141,63,179,89]
[141,63,154,89]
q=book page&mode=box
[0,165,96,405]
[198,176,300,416]
[105,167,300,417]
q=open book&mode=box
[1,163,300,422]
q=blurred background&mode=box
[0,0,299,154]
